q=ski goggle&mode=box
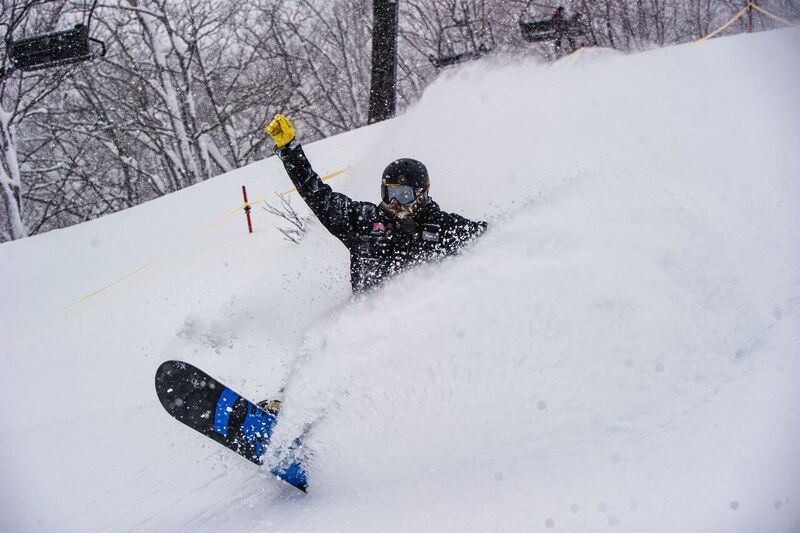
[382,184,419,205]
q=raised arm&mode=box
[265,114,357,242]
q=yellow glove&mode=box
[265,114,295,149]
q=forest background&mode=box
[1,0,797,242]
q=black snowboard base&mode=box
[155,360,307,491]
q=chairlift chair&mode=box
[8,23,105,72]
[428,22,494,70]
[3,0,105,77]
[518,2,587,43]
[519,18,562,43]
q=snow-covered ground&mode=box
[2,28,799,532]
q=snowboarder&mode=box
[265,114,487,293]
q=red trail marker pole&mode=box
[242,185,253,234]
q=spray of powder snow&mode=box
[258,29,800,533]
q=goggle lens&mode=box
[383,184,418,205]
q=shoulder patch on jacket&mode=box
[371,221,386,235]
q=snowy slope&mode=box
[2,28,800,532]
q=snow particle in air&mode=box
[730,500,739,510]
[537,401,547,410]
[545,518,555,528]
[570,504,580,513]
[493,471,504,482]
[174,398,184,407]
[598,502,607,512]
[655,363,665,373]
[608,515,620,526]
[624,358,634,368]
[774,500,782,510]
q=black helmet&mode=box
[381,158,429,189]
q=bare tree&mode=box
[262,194,310,244]
[1,0,82,240]
[263,0,374,136]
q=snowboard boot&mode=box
[257,399,282,416]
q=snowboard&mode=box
[155,360,307,492]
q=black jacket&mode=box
[275,141,487,292]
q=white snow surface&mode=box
[2,29,800,532]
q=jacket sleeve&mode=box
[274,140,357,242]
[439,212,488,253]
